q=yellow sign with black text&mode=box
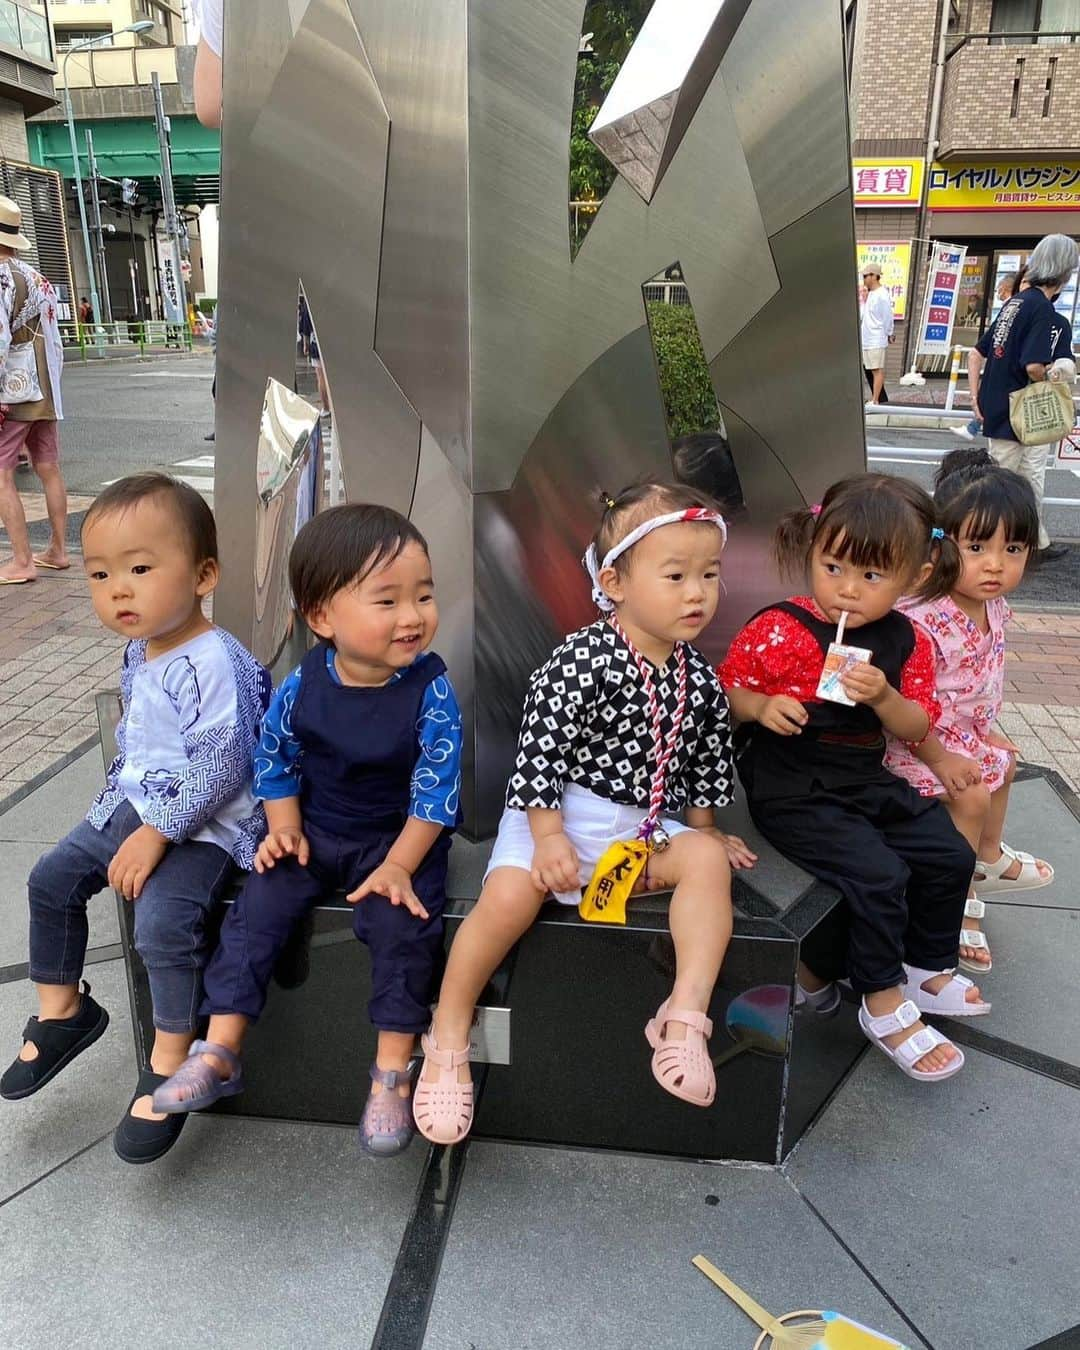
[929,161,1080,211]
[857,242,912,320]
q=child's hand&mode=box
[254,827,310,873]
[718,832,757,870]
[758,695,807,736]
[933,751,983,797]
[841,662,890,706]
[530,831,581,894]
[987,730,1021,755]
[108,824,168,900]
[347,862,429,920]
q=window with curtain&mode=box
[990,0,1080,40]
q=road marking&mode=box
[867,456,939,468]
[127,371,212,379]
[174,456,216,470]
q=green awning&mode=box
[27,116,220,205]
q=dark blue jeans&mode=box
[28,801,237,1033]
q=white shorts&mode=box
[484,784,692,906]
[862,346,886,370]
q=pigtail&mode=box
[773,504,818,581]
[915,531,962,601]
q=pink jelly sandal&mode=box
[645,1001,716,1107]
[412,1028,474,1145]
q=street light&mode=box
[62,20,155,331]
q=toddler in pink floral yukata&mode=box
[885,449,1054,973]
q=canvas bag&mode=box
[1008,378,1075,446]
[0,268,43,406]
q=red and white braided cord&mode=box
[609,616,688,841]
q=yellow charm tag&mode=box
[578,839,650,924]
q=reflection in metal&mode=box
[252,378,321,669]
[589,0,754,203]
[215,0,865,836]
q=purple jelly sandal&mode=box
[359,1063,417,1158]
[150,1040,245,1115]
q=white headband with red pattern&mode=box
[583,506,728,613]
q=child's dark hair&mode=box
[289,503,429,617]
[775,473,960,600]
[591,479,723,579]
[934,447,1039,549]
[82,472,217,564]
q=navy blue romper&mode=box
[202,643,454,1034]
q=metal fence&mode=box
[60,320,196,358]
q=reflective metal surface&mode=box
[215,0,865,834]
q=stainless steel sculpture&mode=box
[214,0,865,836]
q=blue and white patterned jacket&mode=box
[88,627,271,870]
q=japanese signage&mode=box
[156,232,184,325]
[852,158,924,207]
[1056,429,1080,465]
[915,242,968,357]
[929,162,1080,211]
[857,242,912,319]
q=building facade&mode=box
[849,0,1080,380]
[49,0,182,52]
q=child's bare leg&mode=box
[130,1029,197,1121]
[645,832,733,1042]
[191,1012,251,1078]
[372,1030,415,1100]
[942,782,991,966]
[18,982,81,1062]
[430,867,545,1082]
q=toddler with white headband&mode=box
[413,480,750,1144]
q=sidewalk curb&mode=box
[0,732,100,820]
[62,350,212,368]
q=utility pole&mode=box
[151,72,189,331]
[85,129,113,323]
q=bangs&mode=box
[940,471,1039,549]
[816,521,901,573]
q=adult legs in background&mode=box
[988,437,1053,552]
[29,425,69,569]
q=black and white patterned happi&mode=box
[507,621,734,814]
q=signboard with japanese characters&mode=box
[856,242,912,319]
[156,231,184,325]
[928,162,1080,211]
[852,158,924,207]
[915,242,968,357]
[1056,430,1080,465]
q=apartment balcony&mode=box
[0,0,57,114]
[938,33,1080,159]
[33,41,193,122]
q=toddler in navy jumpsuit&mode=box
[154,504,462,1155]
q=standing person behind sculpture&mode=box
[860,263,894,406]
[0,474,270,1166]
[192,0,223,130]
[414,482,754,1147]
[953,269,1025,442]
[884,449,1051,976]
[0,197,70,584]
[152,504,463,1159]
[968,232,1079,564]
[718,475,988,1085]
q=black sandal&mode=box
[0,981,109,1101]
[113,1068,189,1165]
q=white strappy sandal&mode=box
[959,895,992,974]
[902,965,991,1017]
[858,998,964,1082]
[974,843,1054,895]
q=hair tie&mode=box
[930,526,944,541]
[809,503,822,517]
[606,497,616,510]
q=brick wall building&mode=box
[849,0,1080,383]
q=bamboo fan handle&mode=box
[691,1256,776,1331]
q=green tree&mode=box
[570,0,653,252]
[645,301,723,439]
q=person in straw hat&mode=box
[0,195,69,584]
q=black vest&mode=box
[737,601,916,802]
[291,644,448,835]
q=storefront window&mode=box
[954,254,988,349]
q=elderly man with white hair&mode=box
[969,232,1079,563]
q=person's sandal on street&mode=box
[0,981,109,1100]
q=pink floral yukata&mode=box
[885,595,1011,796]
